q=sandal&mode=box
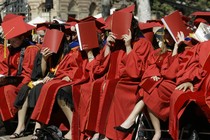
[9,131,25,139]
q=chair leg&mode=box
[179,126,185,140]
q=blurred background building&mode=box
[0,0,133,22]
[0,0,209,23]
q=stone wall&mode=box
[27,0,132,21]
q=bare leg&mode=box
[31,122,42,140]
[57,99,72,140]
[10,96,29,138]
[120,100,145,128]
[148,108,161,140]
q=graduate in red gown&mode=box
[112,28,179,140]
[31,20,102,140]
[169,39,210,140]
[83,14,153,139]
[0,14,39,129]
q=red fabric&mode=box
[86,38,153,140]
[30,50,84,123]
[139,49,176,121]
[169,41,210,140]
[71,48,109,140]
[104,39,153,140]
[0,45,39,121]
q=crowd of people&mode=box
[0,4,210,140]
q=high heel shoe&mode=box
[9,130,25,139]
[114,123,136,133]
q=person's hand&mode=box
[175,31,185,47]
[62,76,72,82]
[172,31,185,56]
[41,48,53,61]
[151,76,160,81]
[122,29,132,47]
[106,32,116,47]
[43,76,53,83]
[175,82,194,92]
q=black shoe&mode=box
[188,130,199,140]
[114,123,136,133]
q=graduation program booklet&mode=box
[0,75,24,86]
[161,10,192,43]
[42,29,64,53]
[111,11,132,39]
[192,22,210,42]
[75,20,99,51]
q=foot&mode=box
[63,131,72,140]
[9,130,25,139]
[91,133,100,140]
[10,128,25,139]
[114,123,136,133]
[152,131,161,140]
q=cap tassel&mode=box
[3,39,7,58]
[3,27,15,58]
[31,29,34,35]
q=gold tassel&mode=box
[31,29,34,35]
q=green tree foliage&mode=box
[150,0,210,18]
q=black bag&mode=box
[36,125,63,140]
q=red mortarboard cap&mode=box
[36,22,49,31]
[2,16,35,40]
[42,29,64,53]
[65,17,79,30]
[139,22,163,42]
[194,18,208,24]
[95,17,106,32]
[66,17,79,29]
[65,21,78,27]
[67,17,79,23]
[3,13,25,22]
[117,4,135,13]
[80,16,105,32]
[147,19,163,25]
[80,16,96,22]
[191,12,210,24]
[101,15,112,30]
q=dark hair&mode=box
[130,16,144,42]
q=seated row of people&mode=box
[0,7,210,140]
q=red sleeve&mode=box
[176,45,207,90]
[160,54,178,80]
[18,45,39,88]
[93,47,111,76]
[55,51,81,80]
[141,49,162,80]
[120,38,154,79]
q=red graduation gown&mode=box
[89,38,153,140]
[71,56,97,140]
[138,48,176,121]
[78,47,111,139]
[169,42,210,140]
[0,45,39,121]
[30,50,84,124]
